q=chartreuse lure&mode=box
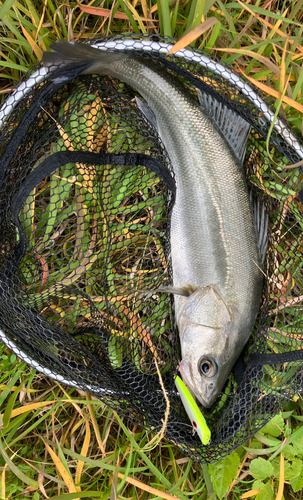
[175,376,211,445]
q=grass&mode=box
[0,0,303,499]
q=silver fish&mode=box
[43,42,265,408]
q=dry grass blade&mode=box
[19,25,42,60]
[75,413,91,492]
[85,393,106,456]
[138,358,170,453]
[0,463,8,499]
[77,2,157,22]
[240,490,261,499]
[3,400,58,418]
[168,18,219,54]
[279,37,288,95]
[43,439,79,497]
[276,453,285,500]
[237,0,303,53]
[116,472,181,500]
[243,73,303,114]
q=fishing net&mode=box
[0,34,302,464]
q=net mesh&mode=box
[0,34,302,463]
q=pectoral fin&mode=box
[140,284,199,298]
[135,97,158,132]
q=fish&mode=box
[42,41,266,408]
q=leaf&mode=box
[281,444,298,461]
[253,480,265,490]
[284,458,302,481]
[209,451,240,499]
[262,414,285,437]
[250,458,274,481]
[241,481,273,500]
[256,481,274,500]
[168,18,219,54]
[290,470,303,493]
[292,432,303,456]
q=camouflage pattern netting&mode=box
[0,34,303,464]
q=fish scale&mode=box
[43,41,264,408]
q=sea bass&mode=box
[43,42,265,408]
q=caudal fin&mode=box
[42,41,126,82]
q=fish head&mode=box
[177,285,239,408]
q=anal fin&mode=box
[250,191,268,265]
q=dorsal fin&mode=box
[197,90,251,164]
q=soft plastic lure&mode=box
[175,376,211,445]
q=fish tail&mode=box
[42,41,127,82]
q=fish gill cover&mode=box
[0,34,302,464]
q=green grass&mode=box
[0,0,303,499]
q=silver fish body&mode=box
[43,42,263,408]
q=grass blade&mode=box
[122,0,147,33]
[110,461,119,500]
[0,0,16,18]
[0,436,39,488]
[120,0,141,33]
[157,0,172,37]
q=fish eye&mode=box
[198,357,217,378]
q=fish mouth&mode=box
[179,359,191,387]
[179,358,216,409]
